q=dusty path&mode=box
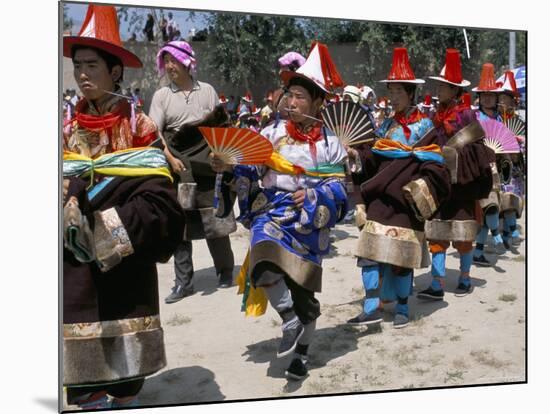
[63,218,525,409]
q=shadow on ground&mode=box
[191,265,242,296]
[414,268,487,292]
[139,366,225,406]
[242,323,377,391]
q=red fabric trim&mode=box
[133,131,156,147]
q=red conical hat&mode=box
[380,47,424,84]
[499,70,519,97]
[472,63,503,93]
[219,94,228,104]
[421,94,432,108]
[281,41,345,93]
[242,92,253,103]
[429,49,470,87]
[63,5,142,68]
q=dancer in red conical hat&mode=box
[417,49,494,302]
[62,5,184,409]
[348,47,451,330]
[497,70,525,250]
[471,63,506,266]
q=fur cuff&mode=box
[442,146,458,184]
[93,207,134,272]
[402,178,438,221]
[355,203,367,230]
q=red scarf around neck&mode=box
[393,108,425,140]
[285,120,324,161]
[73,97,131,131]
[433,102,459,137]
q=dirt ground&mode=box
[63,217,525,410]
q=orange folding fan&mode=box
[198,127,273,165]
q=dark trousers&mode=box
[67,378,145,402]
[174,236,234,290]
[252,261,321,325]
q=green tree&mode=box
[202,13,308,92]
[62,3,73,33]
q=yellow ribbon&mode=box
[236,250,268,317]
[265,151,345,178]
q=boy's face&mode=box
[73,48,119,101]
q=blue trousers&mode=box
[474,211,502,257]
[430,251,473,290]
[502,210,520,241]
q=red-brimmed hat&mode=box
[429,48,470,87]
[280,41,345,93]
[497,70,520,97]
[472,63,503,93]
[380,47,424,84]
[63,5,142,68]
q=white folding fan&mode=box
[504,117,526,139]
[321,101,375,146]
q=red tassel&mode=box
[315,42,345,89]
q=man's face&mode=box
[480,92,498,110]
[73,48,118,101]
[163,53,190,85]
[285,85,320,124]
[388,83,411,113]
[436,82,459,105]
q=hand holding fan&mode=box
[198,127,273,165]
[480,119,521,154]
[321,101,375,147]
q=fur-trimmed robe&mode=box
[425,107,495,242]
[63,175,184,386]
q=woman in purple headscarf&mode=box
[149,40,237,303]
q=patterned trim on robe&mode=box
[500,193,523,218]
[64,315,161,339]
[402,178,438,221]
[355,220,430,269]
[425,219,479,242]
[96,207,134,257]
